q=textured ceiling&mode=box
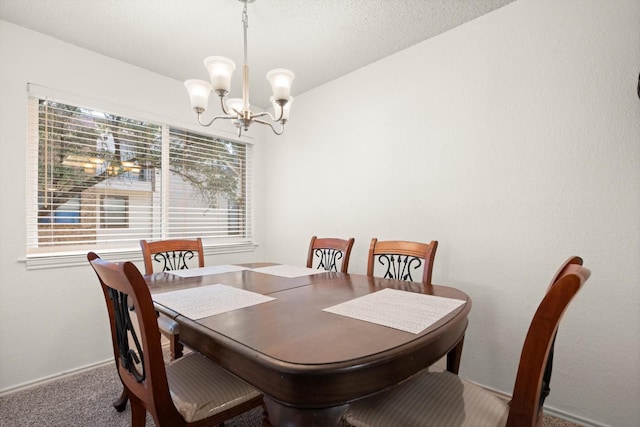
[0,0,516,107]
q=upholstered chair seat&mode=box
[345,369,509,427]
[167,352,262,423]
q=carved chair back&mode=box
[140,238,204,275]
[367,238,438,286]
[306,236,355,273]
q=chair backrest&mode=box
[140,238,204,275]
[545,256,583,292]
[88,252,186,424]
[367,238,438,286]
[307,236,355,273]
[507,257,591,427]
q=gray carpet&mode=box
[0,361,581,427]
[0,362,264,427]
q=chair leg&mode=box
[130,397,147,427]
[112,386,128,412]
[170,335,184,360]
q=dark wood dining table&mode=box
[147,263,471,427]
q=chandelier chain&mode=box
[242,2,249,65]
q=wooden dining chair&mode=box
[88,252,133,413]
[343,257,591,427]
[307,236,355,273]
[140,238,205,274]
[367,238,438,286]
[140,238,204,360]
[87,252,269,427]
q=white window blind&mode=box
[167,128,252,241]
[26,95,253,258]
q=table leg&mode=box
[446,334,465,374]
[264,396,348,427]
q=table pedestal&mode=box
[265,397,348,427]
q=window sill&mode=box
[21,242,258,270]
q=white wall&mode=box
[0,21,267,390]
[263,0,640,426]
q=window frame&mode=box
[24,86,256,269]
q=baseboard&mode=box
[0,358,114,397]
[543,406,611,427]
[0,342,172,397]
[475,381,609,427]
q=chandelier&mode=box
[184,0,295,137]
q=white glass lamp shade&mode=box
[271,96,293,121]
[184,79,212,112]
[266,69,295,101]
[204,56,236,94]
[226,98,246,116]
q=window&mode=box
[101,195,128,228]
[38,195,81,224]
[26,95,253,258]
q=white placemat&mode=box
[250,264,328,278]
[153,284,275,320]
[323,288,466,334]
[165,265,249,278]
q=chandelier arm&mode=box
[197,113,235,127]
[219,95,233,116]
[254,118,285,135]
[274,106,284,122]
[272,105,286,122]
[251,104,284,122]
[251,111,281,122]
